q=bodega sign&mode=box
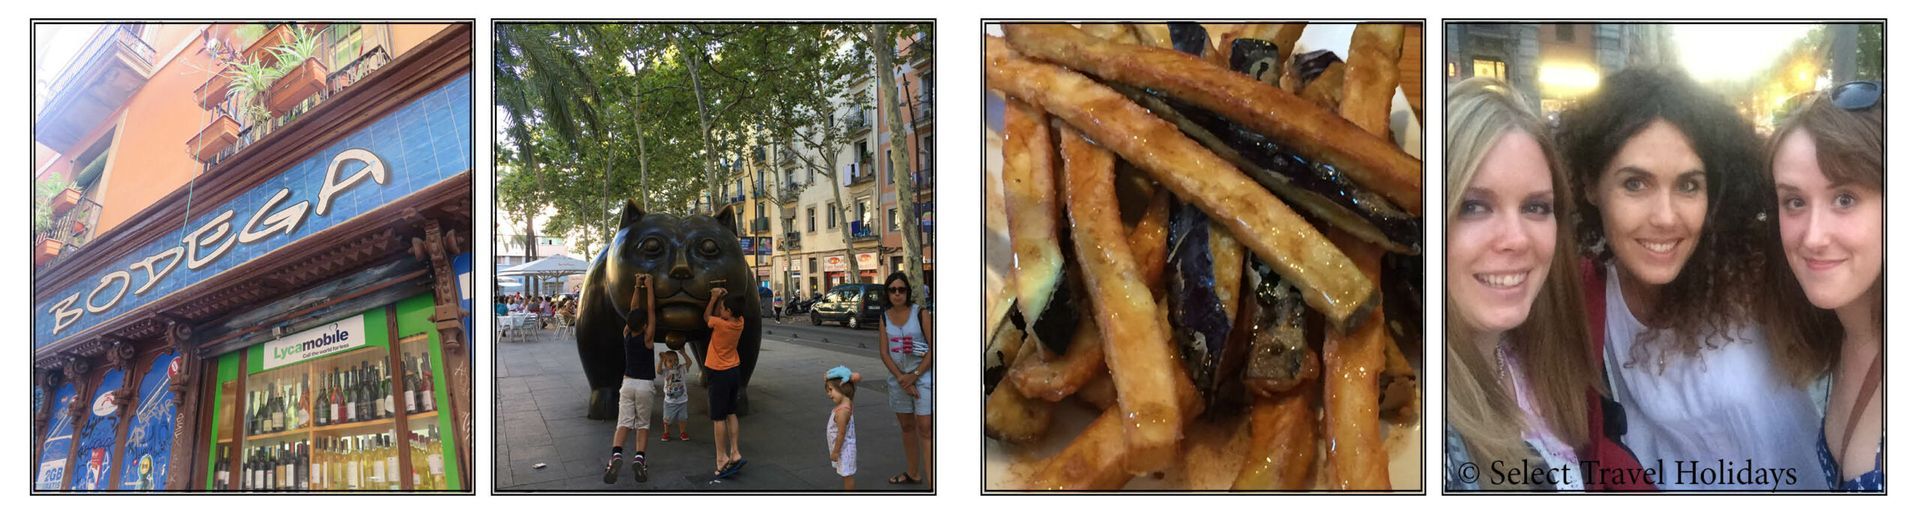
[263,315,367,370]
[33,75,474,349]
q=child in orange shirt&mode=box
[705,287,748,479]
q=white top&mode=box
[1601,263,1824,490]
[1499,339,1585,490]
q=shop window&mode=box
[209,300,456,491]
[69,368,126,490]
[35,382,81,490]
[118,351,180,490]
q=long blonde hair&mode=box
[1445,77,1598,479]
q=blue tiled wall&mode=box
[34,74,473,348]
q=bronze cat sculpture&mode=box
[576,200,760,419]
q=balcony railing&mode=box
[782,231,801,250]
[778,185,801,204]
[845,161,876,186]
[751,217,771,233]
[849,221,878,241]
[200,44,391,171]
[912,168,936,192]
[36,196,104,267]
[729,193,746,204]
[845,111,872,134]
[915,94,934,124]
[37,24,158,150]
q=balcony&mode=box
[845,111,872,135]
[196,39,392,169]
[782,231,801,251]
[845,157,875,187]
[36,24,157,151]
[751,217,771,233]
[778,184,801,204]
[849,221,879,241]
[35,196,103,267]
[912,167,936,193]
[914,94,934,125]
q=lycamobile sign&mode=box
[32,75,472,349]
[263,315,367,370]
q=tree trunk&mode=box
[626,50,652,212]
[677,32,723,214]
[870,24,924,295]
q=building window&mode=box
[891,255,904,273]
[884,149,893,176]
[1473,58,1507,81]
[1556,24,1574,43]
[920,135,933,172]
[328,23,365,70]
[889,208,899,230]
[827,202,837,228]
[855,198,869,227]
[809,257,818,273]
[807,206,817,232]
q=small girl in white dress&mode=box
[825,366,860,490]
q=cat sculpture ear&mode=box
[713,204,738,235]
[621,199,645,228]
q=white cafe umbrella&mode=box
[498,254,590,277]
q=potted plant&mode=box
[193,62,236,110]
[265,26,326,115]
[35,176,74,264]
[239,23,294,65]
[187,114,242,162]
[41,175,81,217]
[226,58,282,127]
[35,236,63,265]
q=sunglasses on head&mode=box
[888,286,910,293]
[1831,80,1882,111]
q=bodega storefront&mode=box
[31,24,474,491]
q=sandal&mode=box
[715,458,745,479]
[887,472,921,485]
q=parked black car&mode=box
[810,284,885,329]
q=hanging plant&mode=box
[226,58,282,127]
[266,26,328,114]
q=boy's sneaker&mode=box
[602,455,623,484]
[680,432,691,441]
[660,432,670,442]
[632,458,649,482]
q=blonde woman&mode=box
[1444,77,1645,491]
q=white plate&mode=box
[983,23,1422,491]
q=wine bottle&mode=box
[420,353,436,412]
[403,355,418,415]
[383,434,400,490]
[214,447,230,490]
[297,374,311,429]
[268,383,283,433]
[426,427,445,489]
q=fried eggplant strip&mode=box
[1003,98,1076,355]
[1231,390,1317,490]
[1003,24,1421,212]
[1130,23,1172,49]
[986,338,1054,443]
[1030,348,1203,490]
[1058,123,1185,475]
[986,36,1377,329]
[1380,338,1420,423]
[1322,233,1391,490]
[1076,372,1118,410]
[1009,314,1106,401]
[1301,61,1347,110]
[1081,23,1140,45]
[1129,189,1171,293]
[1340,24,1405,139]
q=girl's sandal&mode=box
[888,472,921,485]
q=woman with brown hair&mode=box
[1755,81,1884,491]
[1557,67,1821,490]
[1444,77,1643,490]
